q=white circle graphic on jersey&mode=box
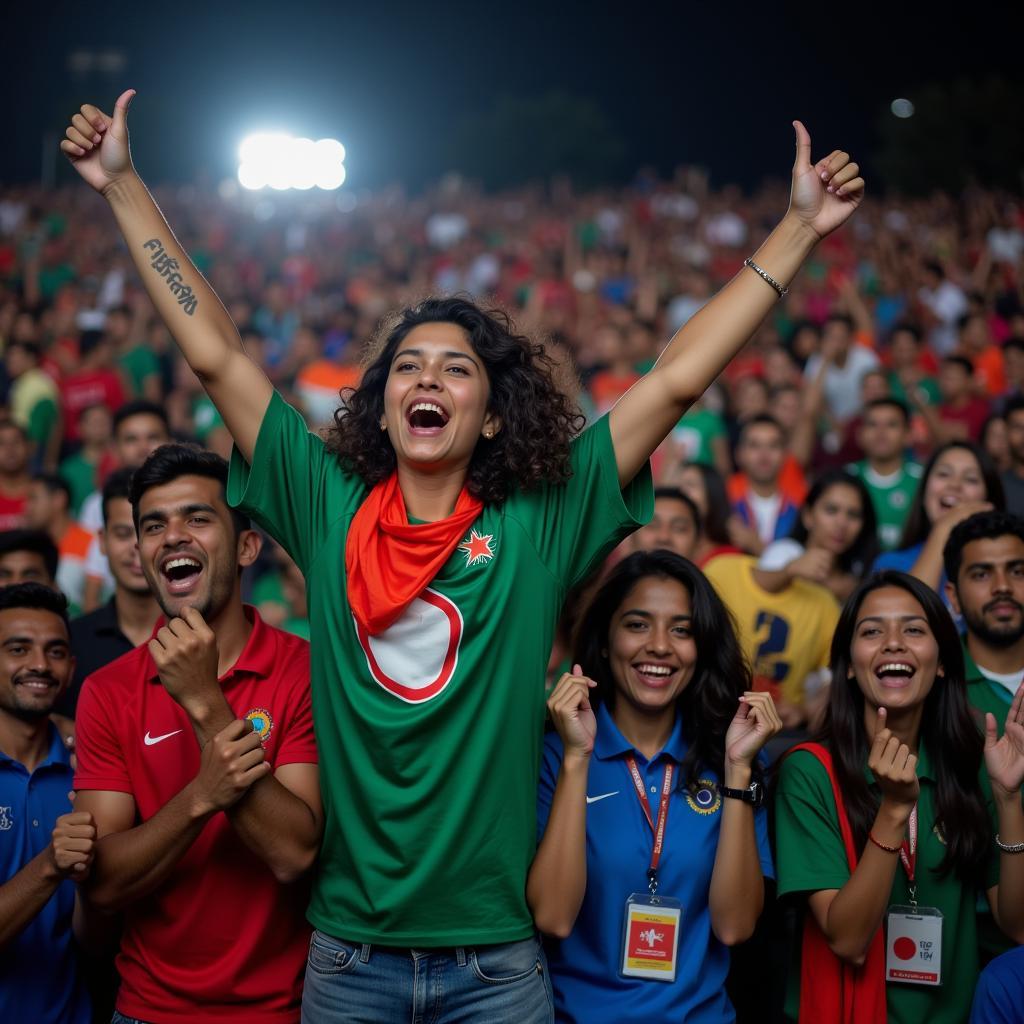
[356,588,464,703]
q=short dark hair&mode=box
[653,486,701,536]
[101,466,137,526]
[944,510,1024,585]
[824,313,854,332]
[889,322,923,345]
[863,396,911,425]
[79,329,106,358]
[738,413,785,443]
[6,340,41,359]
[32,472,72,510]
[942,355,974,376]
[129,444,250,537]
[0,582,69,630]
[113,400,170,435]
[0,530,59,580]
[1004,395,1024,421]
[1004,339,1024,358]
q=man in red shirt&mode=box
[74,445,321,1024]
[59,330,126,444]
[0,421,32,530]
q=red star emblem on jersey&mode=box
[458,529,496,567]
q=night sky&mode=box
[3,0,1019,190]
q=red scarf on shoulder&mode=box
[788,742,887,1024]
[346,472,482,636]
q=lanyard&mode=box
[898,805,919,906]
[625,755,674,894]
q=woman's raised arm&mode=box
[609,122,865,487]
[60,90,272,463]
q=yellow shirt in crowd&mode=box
[703,554,839,706]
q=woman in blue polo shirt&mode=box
[529,550,781,1023]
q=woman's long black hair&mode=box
[573,550,752,790]
[822,570,989,883]
[899,440,1005,549]
[326,296,585,504]
[789,469,878,577]
[682,462,733,547]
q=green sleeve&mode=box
[504,414,653,589]
[775,750,852,897]
[27,397,57,448]
[227,391,365,574]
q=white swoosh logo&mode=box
[144,729,183,746]
[586,791,619,805]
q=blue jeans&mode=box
[301,931,553,1023]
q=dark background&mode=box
[3,0,1022,193]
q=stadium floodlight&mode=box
[237,133,346,191]
[890,98,915,119]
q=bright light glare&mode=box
[891,98,915,119]
[237,133,347,190]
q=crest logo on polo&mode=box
[355,589,464,704]
[0,807,12,830]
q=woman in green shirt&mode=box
[776,570,1024,1024]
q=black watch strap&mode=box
[720,781,763,807]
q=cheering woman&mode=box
[530,551,780,1022]
[61,91,863,1022]
[775,571,1024,1024]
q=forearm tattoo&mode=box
[142,238,198,315]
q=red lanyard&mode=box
[625,755,674,892]
[899,805,919,905]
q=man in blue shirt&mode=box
[0,582,95,1024]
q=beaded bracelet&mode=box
[743,257,789,299]
[995,834,1024,854]
[868,832,901,854]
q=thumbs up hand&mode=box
[786,120,865,240]
[59,89,137,195]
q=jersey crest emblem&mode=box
[685,779,721,816]
[245,708,273,741]
[458,529,495,567]
[0,807,11,830]
[356,588,464,704]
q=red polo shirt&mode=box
[74,608,316,1024]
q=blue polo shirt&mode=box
[537,704,773,1024]
[0,724,89,1024]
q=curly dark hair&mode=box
[325,296,585,504]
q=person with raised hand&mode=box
[775,570,1024,1024]
[62,93,863,1021]
[530,551,780,1023]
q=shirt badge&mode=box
[458,529,496,567]
[685,779,721,816]
[245,708,274,742]
[0,806,12,830]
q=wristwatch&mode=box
[720,781,764,807]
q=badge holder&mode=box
[620,870,682,983]
[886,889,943,987]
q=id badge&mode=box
[621,893,682,982]
[886,905,943,986]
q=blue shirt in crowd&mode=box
[0,724,89,1024]
[537,704,773,1024]
[971,945,1024,1023]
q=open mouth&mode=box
[632,662,677,689]
[161,555,203,596]
[874,661,916,688]
[16,676,55,692]
[938,494,961,511]
[406,401,450,436]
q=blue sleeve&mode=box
[536,733,564,842]
[754,802,775,880]
[971,946,1024,1024]
[871,546,917,574]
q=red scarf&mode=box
[346,472,483,636]
[788,742,887,1024]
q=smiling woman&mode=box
[775,570,1024,1024]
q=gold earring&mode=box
[484,429,494,439]
[380,419,387,432]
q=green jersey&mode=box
[671,407,726,467]
[228,393,652,946]
[776,745,999,1024]
[848,460,922,551]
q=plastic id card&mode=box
[621,893,682,982]
[886,905,943,986]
